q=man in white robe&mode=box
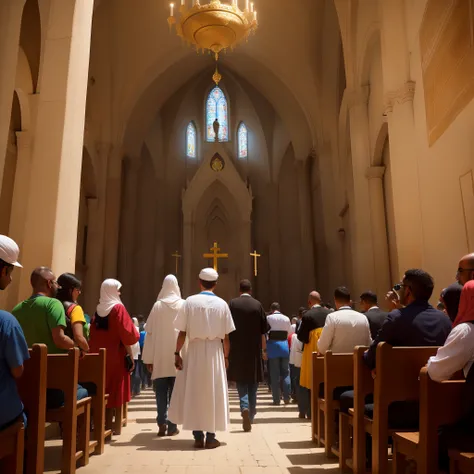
[168,268,235,449]
[142,275,184,437]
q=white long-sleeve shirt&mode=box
[427,322,474,381]
[317,307,372,354]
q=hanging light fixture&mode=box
[167,0,258,85]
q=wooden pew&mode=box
[339,346,371,474]
[319,351,353,457]
[78,349,110,455]
[46,348,92,474]
[392,367,465,474]
[339,344,438,474]
[0,419,25,474]
[16,344,47,474]
[450,451,474,474]
[311,352,324,446]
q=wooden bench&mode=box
[450,451,474,474]
[16,344,47,474]
[340,346,370,474]
[311,352,324,446]
[78,349,111,454]
[0,419,25,474]
[106,402,127,436]
[46,348,92,474]
[339,344,439,474]
[392,367,465,474]
[320,351,353,458]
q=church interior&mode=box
[2,1,474,473]
[1,0,472,315]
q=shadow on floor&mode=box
[42,444,63,473]
[111,432,227,451]
[230,417,305,424]
[278,440,316,450]
[229,406,298,413]
[286,452,328,466]
[127,406,160,412]
[286,467,339,473]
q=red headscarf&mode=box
[453,280,474,327]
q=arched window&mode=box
[206,86,229,142]
[186,121,197,158]
[238,122,248,159]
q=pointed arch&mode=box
[206,86,229,142]
[238,122,248,159]
[186,121,197,158]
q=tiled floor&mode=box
[46,387,339,473]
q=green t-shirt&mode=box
[12,296,67,354]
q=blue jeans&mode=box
[193,431,215,442]
[153,377,177,432]
[131,360,142,396]
[268,357,291,404]
[46,385,89,409]
[236,382,258,421]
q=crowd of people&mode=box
[2,230,474,463]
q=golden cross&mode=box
[250,249,261,277]
[203,242,228,271]
[172,251,181,275]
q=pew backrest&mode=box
[16,343,47,474]
[312,353,324,395]
[78,349,106,397]
[324,351,353,399]
[353,346,372,416]
[375,343,439,409]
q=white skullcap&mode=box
[199,267,219,282]
[0,235,22,268]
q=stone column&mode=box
[182,219,194,297]
[366,166,391,295]
[346,86,376,296]
[6,131,32,308]
[118,157,140,308]
[296,157,317,289]
[384,83,423,273]
[18,0,94,300]
[0,0,26,198]
[239,218,252,281]
[103,147,123,278]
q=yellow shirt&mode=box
[300,327,323,389]
[70,305,86,325]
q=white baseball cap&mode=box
[0,235,22,268]
[199,267,218,282]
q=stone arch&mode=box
[19,0,41,92]
[372,122,389,167]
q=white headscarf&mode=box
[157,275,183,311]
[132,317,139,327]
[96,279,123,317]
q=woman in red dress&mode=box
[89,279,139,408]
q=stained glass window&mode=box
[206,86,229,142]
[186,122,197,158]
[238,122,248,159]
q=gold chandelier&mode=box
[168,0,258,84]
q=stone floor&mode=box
[45,386,339,473]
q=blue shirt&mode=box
[0,310,30,429]
[139,330,146,349]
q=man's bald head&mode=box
[457,253,474,286]
[308,291,322,308]
[30,267,58,297]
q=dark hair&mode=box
[323,303,334,310]
[403,269,434,301]
[240,279,252,293]
[199,279,217,290]
[334,286,351,303]
[0,258,13,274]
[56,273,82,302]
[360,291,378,305]
[440,282,462,322]
[298,306,306,315]
[270,302,281,312]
